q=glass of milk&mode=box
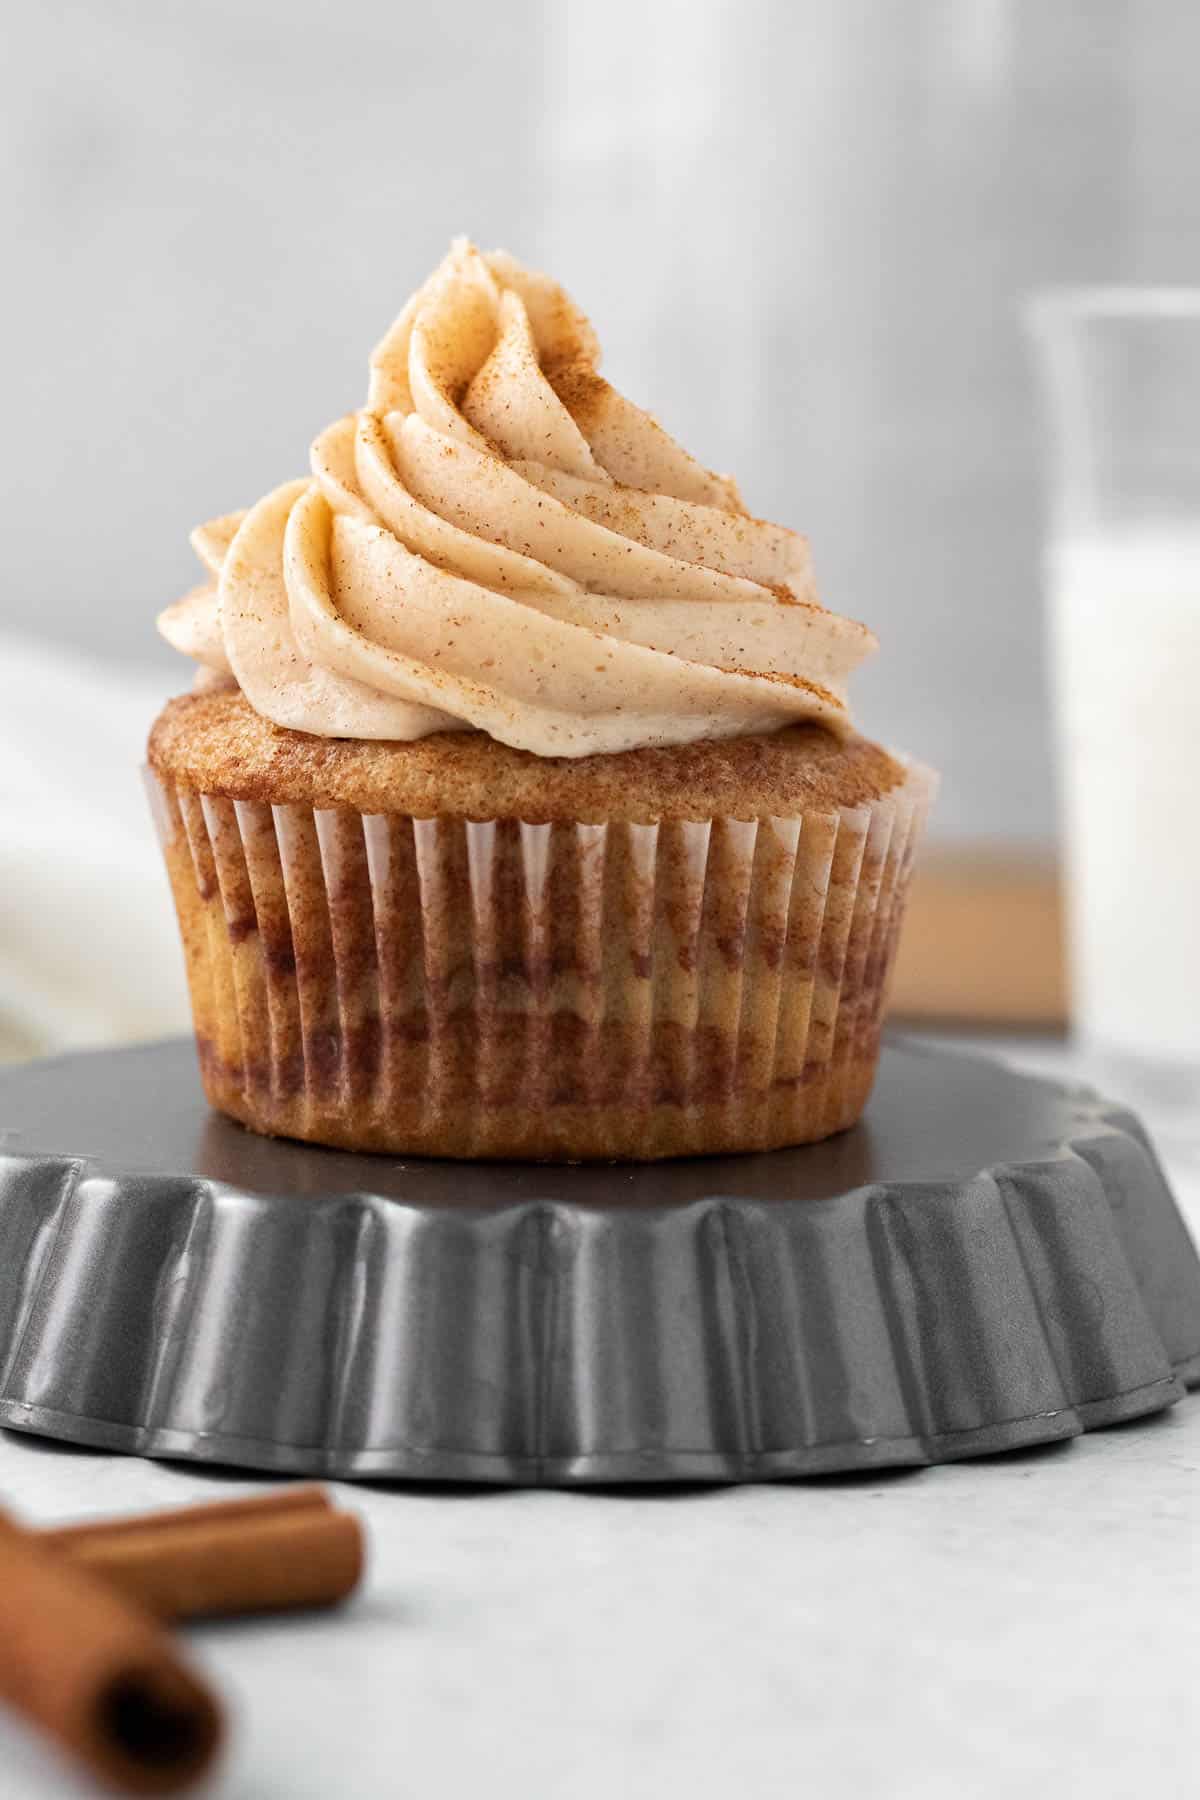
[1029,291,1200,1085]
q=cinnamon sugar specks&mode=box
[149,688,906,823]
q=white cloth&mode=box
[0,636,190,1059]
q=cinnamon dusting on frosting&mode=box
[158,238,878,758]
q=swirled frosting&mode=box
[159,240,876,756]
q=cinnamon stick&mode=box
[42,1484,331,1551]
[62,1510,362,1621]
[0,1511,222,1795]
[44,1486,365,1621]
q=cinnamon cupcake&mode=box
[149,239,934,1160]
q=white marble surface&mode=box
[0,1035,1197,1800]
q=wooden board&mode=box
[890,846,1067,1028]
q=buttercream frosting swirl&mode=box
[159,240,876,756]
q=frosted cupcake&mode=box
[149,239,934,1160]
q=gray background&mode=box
[4,0,1199,839]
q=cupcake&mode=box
[149,239,934,1160]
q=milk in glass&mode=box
[1049,528,1200,1061]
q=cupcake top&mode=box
[160,239,877,759]
[149,687,907,822]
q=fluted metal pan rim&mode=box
[0,1039,1197,1485]
[0,1370,1188,1487]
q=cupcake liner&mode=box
[145,760,935,1159]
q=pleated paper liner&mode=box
[146,760,935,1159]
